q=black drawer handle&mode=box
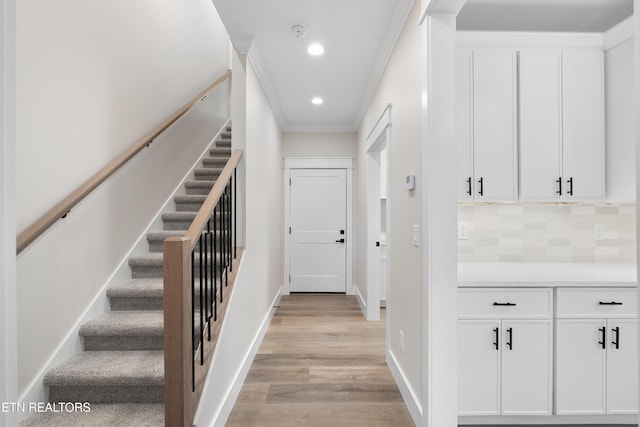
[493,327,499,350]
[506,327,513,350]
[599,301,623,306]
[493,302,516,307]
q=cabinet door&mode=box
[472,50,517,201]
[458,320,500,415]
[456,49,474,200]
[501,320,553,415]
[561,50,605,200]
[556,319,606,414]
[607,319,638,414]
[519,50,562,201]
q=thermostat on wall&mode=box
[405,174,415,190]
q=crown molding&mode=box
[352,0,415,131]
[457,31,604,50]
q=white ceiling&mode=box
[213,0,414,132]
[213,0,633,133]
[458,0,633,32]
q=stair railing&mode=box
[16,69,232,255]
[163,148,243,427]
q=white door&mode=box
[501,320,553,415]
[289,169,347,293]
[606,319,638,414]
[458,320,501,415]
[556,319,607,415]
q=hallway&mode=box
[226,294,414,426]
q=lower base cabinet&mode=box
[459,320,552,415]
[458,288,553,416]
[556,318,638,415]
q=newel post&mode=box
[163,236,192,427]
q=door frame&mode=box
[283,157,354,295]
[365,105,392,322]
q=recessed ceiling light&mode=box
[311,97,324,105]
[307,43,324,56]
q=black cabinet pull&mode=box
[493,302,516,306]
[599,301,623,306]
[493,327,499,350]
[612,327,620,350]
[335,238,345,243]
[466,177,472,196]
[598,327,606,349]
[556,177,562,196]
[567,177,574,196]
[478,177,484,196]
[506,327,513,350]
[375,241,380,247]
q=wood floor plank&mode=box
[227,294,414,426]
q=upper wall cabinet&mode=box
[520,50,605,201]
[457,49,518,201]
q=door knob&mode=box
[335,238,345,243]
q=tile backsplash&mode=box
[458,203,636,263]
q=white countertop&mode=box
[458,263,637,287]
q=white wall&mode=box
[194,52,283,427]
[606,36,635,201]
[357,0,424,416]
[15,0,231,398]
[282,132,357,158]
[1,0,18,424]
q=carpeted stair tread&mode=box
[219,131,231,139]
[128,252,164,267]
[209,147,231,156]
[80,311,163,351]
[185,180,216,195]
[107,278,163,299]
[44,351,163,387]
[20,403,164,427]
[174,194,207,204]
[107,278,163,311]
[203,157,228,166]
[194,167,223,180]
[80,311,163,337]
[146,230,185,242]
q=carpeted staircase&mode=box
[21,125,233,426]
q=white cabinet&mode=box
[456,49,517,201]
[556,288,638,415]
[561,51,605,200]
[458,288,553,416]
[519,50,604,201]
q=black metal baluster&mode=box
[191,250,195,392]
[230,177,234,270]
[225,187,229,287]
[218,198,224,302]
[213,208,218,318]
[199,234,204,366]
[227,183,232,272]
[205,222,211,341]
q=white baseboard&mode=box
[387,349,422,426]
[16,122,230,421]
[195,278,282,427]
[354,284,367,317]
[459,414,638,425]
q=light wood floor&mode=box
[226,294,415,426]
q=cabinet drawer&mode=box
[556,288,637,318]
[459,288,553,319]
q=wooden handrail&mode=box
[16,69,232,255]
[184,149,242,250]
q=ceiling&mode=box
[458,0,633,32]
[213,0,633,133]
[213,0,414,132]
